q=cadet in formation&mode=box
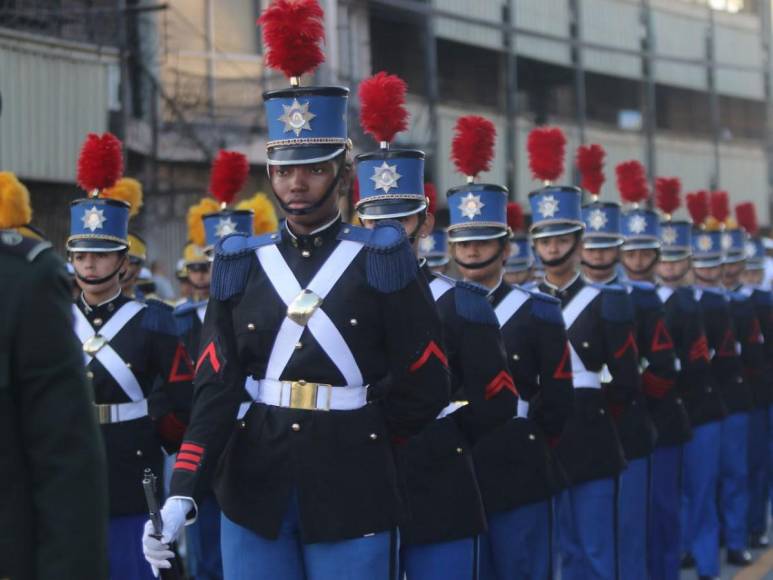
[143,3,450,578]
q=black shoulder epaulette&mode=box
[528,290,563,324]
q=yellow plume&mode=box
[187,198,220,247]
[0,171,32,229]
[102,177,144,218]
[236,193,279,235]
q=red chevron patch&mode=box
[169,343,195,383]
[717,328,737,357]
[553,344,573,380]
[196,341,221,373]
[409,340,448,372]
[485,370,517,399]
[614,331,638,359]
[650,320,674,352]
[748,318,763,345]
[689,335,710,362]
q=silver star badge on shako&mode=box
[661,226,678,245]
[628,214,647,235]
[459,192,485,220]
[697,234,713,252]
[746,241,757,258]
[215,217,238,238]
[82,206,106,232]
[537,195,559,218]
[721,233,732,250]
[511,242,521,256]
[279,99,316,137]
[588,209,608,231]
[419,235,436,254]
[370,162,402,193]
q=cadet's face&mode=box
[187,263,211,289]
[621,249,658,280]
[721,261,745,286]
[504,269,532,286]
[694,265,722,284]
[582,247,618,267]
[453,239,508,283]
[534,234,579,276]
[656,258,690,283]
[122,260,141,288]
[742,269,763,286]
[71,252,126,293]
[270,161,347,228]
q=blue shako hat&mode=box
[722,227,747,264]
[506,235,534,272]
[691,229,723,268]
[659,220,692,262]
[582,201,622,249]
[68,197,130,252]
[447,183,509,242]
[745,237,765,270]
[529,186,585,239]
[264,86,349,166]
[419,229,449,267]
[203,210,254,250]
[736,202,763,269]
[621,208,661,251]
[355,73,427,220]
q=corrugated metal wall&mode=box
[0,28,118,182]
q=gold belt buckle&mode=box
[288,380,332,411]
[83,335,108,356]
[95,403,112,424]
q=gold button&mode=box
[528,434,536,441]
[126,362,132,369]
[295,341,303,350]
[582,341,589,348]
[343,228,350,234]
[239,421,247,429]
[512,354,520,361]
[93,318,103,326]
[291,423,301,432]
[86,371,94,379]
[736,377,743,383]
[676,397,683,404]
[247,323,256,331]
[456,447,463,454]
[313,237,322,247]
[136,449,143,457]
[707,386,712,393]
[301,250,311,258]
[599,408,606,415]
[350,319,358,326]
[107,303,115,312]
[369,433,378,440]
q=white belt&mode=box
[237,378,368,418]
[573,370,602,389]
[516,399,530,418]
[95,399,148,424]
[436,400,468,419]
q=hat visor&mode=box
[67,237,128,252]
[505,259,533,273]
[425,256,450,268]
[745,260,765,270]
[583,235,623,249]
[357,198,427,220]
[448,226,509,243]
[693,256,723,268]
[660,249,691,262]
[530,222,584,240]
[722,252,746,264]
[268,144,345,166]
[621,240,661,251]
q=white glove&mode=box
[142,497,193,577]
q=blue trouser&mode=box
[618,457,648,580]
[557,477,617,580]
[479,500,550,580]
[682,421,721,577]
[748,407,769,535]
[108,514,155,580]
[648,445,682,580]
[719,412,750,551]
[186,493,223,579]
[401,537,477,580]
[220,497,395,580]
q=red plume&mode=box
[351,177,360,206]
[451,116,496,178]
[575,144,605,195]
[655,177,681,215]
[615,160,649,204]
[358,72,409,144]
[507,202,524,232]
[527,127,566,183]
[77,132,123,192]
[424,183,437,215]
[710,190,729,223]
[686,190,709,225]
[736,202,758,236]
[258,0,325,79]
[209,150,249,205]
